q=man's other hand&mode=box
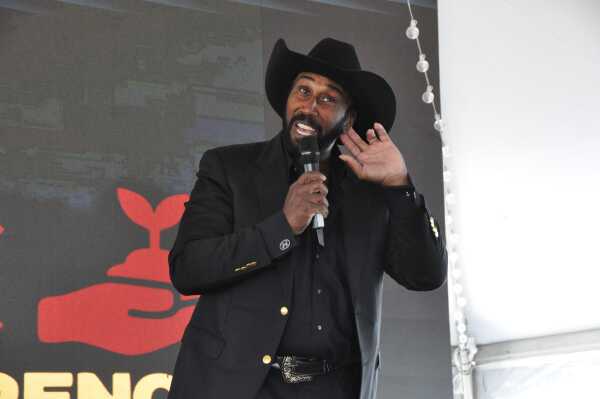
[283,171,329,235]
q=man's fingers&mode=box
[339,154,363,178]
[339,132,363,158]
[301,201,328,217]
[366,129,377,144]
[297,171,326,185]
[301,181,328,196]
[347,127,369,151]
[307,192,329,206]
[312,204,329,218]
[373,122,390,142]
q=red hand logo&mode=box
[38,283,194,355]
[37,189,198,355]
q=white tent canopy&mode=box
[438,0,600,397]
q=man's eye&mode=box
[321,95,336,103]
[298,87,310,95]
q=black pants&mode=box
[254,363,362,399]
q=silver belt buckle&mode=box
[279,356,315,384]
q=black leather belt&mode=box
[270,355,361,384]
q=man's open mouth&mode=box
[294,121,317,137]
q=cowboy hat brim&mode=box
[265,38,397,138]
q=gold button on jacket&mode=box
[262,354,272,364]
[280,306,288,316]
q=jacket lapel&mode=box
[252,131,289,220]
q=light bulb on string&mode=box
[450,237,459,247]
[454,318,465,330]
[416,54,429,72]
[434,113,445,132]
[443,170,452,183]
[447,242,458,255]
[422,85,435,104]
[454,284,463,295]
[449,252,459,264]
[449,258,459,270]
[442,145,450,158]
[448,260,461,270]
[449,232,460,245]
[451,268,462,279]
[406,19,419,39]
[440,132,448,149]
[445,192,456,205]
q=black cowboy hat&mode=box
[265,37,397,137]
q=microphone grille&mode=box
[299,135,319,155]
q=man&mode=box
[167,38,447,399]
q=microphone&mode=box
[299,135,325,246]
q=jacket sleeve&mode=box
[168,149,297,295]
[382,177,448,291]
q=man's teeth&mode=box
[297,122,315,131]
[295,122,316,136]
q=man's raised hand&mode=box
[339,122,409,187]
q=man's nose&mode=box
[300,98,319,115]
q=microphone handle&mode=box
[303,163,325,229]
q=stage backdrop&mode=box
[0,1,450,398]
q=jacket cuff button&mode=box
[279,239,291,251]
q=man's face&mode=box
[284,72,354,154]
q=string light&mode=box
[422,85,435,104]
[416,54,430,73]
[404,2,477,398]
[443,170,452,183]
[442,146,451,158]
[406,19,420,39]
[434,113,445,132]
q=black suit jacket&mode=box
[166,131,447,399]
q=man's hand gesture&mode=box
[339,122,409,187]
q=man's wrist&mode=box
[381,172,410,187]
[381,172,423,218]
[283,209,303,235]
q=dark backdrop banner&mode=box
[0,1,450,398]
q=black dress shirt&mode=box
[276,131,361,366]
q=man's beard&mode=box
[282,110,351,159]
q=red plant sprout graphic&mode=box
[106,188,189,284]
[38,188,199,355]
